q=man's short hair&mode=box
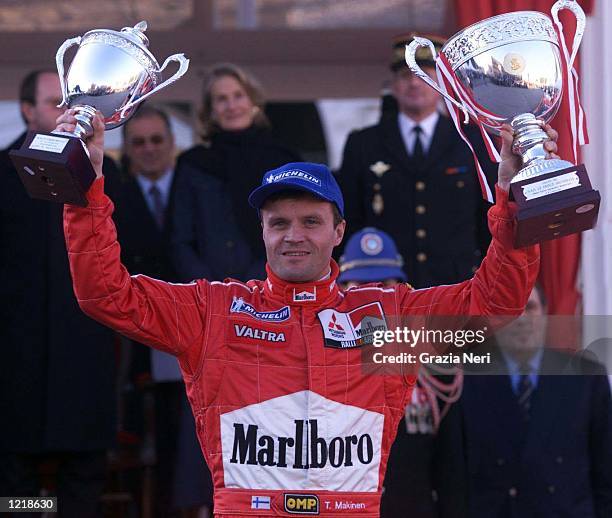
[122,103,172,141]
[18,69,55,125]
[262,190,344,227]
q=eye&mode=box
[304,218,320,227]
[270,220,287,229]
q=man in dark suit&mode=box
[338,34,497,289]
[115,105,212,517]
[0,71,118,516]
[445,285,612,517]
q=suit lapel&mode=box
[380,116,412,172]
[466,351,526,451]
[162,170,178,236]
[521,352,568,459]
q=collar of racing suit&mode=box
[264,260,341,307]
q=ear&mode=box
[333,220,346,247]
[20,101,35,126]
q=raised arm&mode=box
[397,124,558,319]
[60,110,207,373]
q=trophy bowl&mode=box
[9,21,189,206]
[443,12,563,136]
[58,21,190,137]
[405,1,600,247]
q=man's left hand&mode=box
[497,123,559,192]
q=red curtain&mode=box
[455,0,593,27]
[453,0,593,333]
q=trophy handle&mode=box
[119,53,190,116]
[56,36,82,109]
[551,0,586,69]
[405,38,470,123]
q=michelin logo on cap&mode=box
[265,169,322,186]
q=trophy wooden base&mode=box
[9,131,96,207]
[510,164,600,248]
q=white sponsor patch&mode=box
[221,391,383,492]
[293,288,316,302]
[317,302,388,349]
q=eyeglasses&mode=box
[129,135,167,147]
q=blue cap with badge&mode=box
[339,227,406,283]
[248,162,344,217]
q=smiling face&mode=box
[210,75,257,132]
[261,193,346,283]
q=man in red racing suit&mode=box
[59,111,554,517]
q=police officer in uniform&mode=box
[338,34,497,289]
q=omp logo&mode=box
[230,296,290,322]
[220,391,383,491]
[265,170,321,186]
[284,494,319,515]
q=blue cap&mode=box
[248,162,344,217]
[338,227,406,283]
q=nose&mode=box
[227,96,239,111]
[283,224,305,243]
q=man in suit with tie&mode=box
[338,34,497,289]
[442,285,612,517]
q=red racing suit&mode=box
[64,179,539,517]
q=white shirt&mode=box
[398,111,440,156]
[135,168,174,217]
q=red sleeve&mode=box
[63,178,207,372]
[398,185,540,318]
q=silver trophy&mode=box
[10,21,189,206]
[406,0,599,247]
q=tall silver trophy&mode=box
[10,21,189,206]
[406,0,599,247]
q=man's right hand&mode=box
[55,109,105,179]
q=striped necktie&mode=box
[148,184,165,229]
[517,364,535,422]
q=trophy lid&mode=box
[120,21,150,48]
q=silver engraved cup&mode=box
[56,21,190,139]
[404,0,600,247]
[8,21,189,207]
[405,1,584,182]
